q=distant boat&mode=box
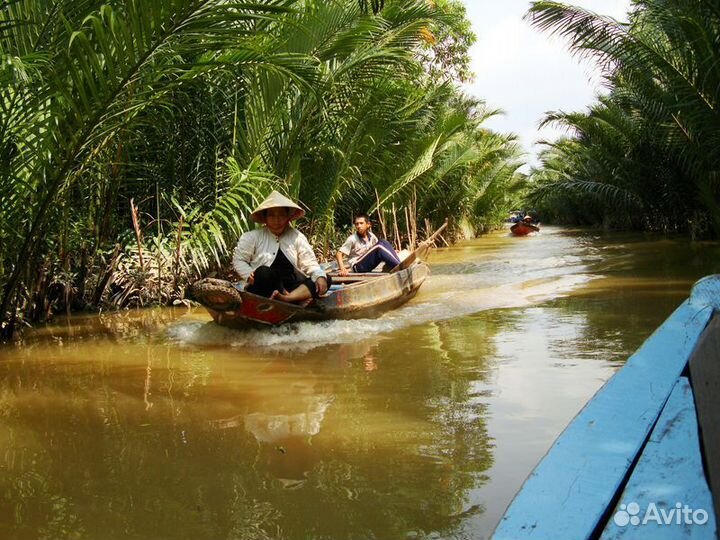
[491,274,720,539]
[510,220,540,236]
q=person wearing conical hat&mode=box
[232,191,329,302]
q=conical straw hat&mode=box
[250,191,305,224]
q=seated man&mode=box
[335,213,401,276]
[232,191,329,303]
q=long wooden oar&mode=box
[390,219,448,273]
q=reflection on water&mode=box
[1,226,718,540]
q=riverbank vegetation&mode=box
[525,0,720,238]
[0,0,525,338]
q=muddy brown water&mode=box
[1,226,718,540]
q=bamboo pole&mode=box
[374,188,388,239]
[155,182,162,304]
[92,244,122,306]
[404,206,412,250]
[392,203,401,251]
[130,198,145,271]
[411,188,418,248]
[173,216,184,296]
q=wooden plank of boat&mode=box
[490,275,720,540]
[328,272,388,284]
[599,376,716,540]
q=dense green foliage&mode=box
[0,0,523,336]
[526,0,720,236]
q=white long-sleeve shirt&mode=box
[232,226,326,285]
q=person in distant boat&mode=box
[335,213,401,276]
[232,191,329,303]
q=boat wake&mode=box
[166,270,600,353]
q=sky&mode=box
[462,1,632,167]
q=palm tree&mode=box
[525,0,720,235]
[0,0,310,335]
[0,0,523,336]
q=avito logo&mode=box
[613,502,709,527]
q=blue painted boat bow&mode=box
[491,274,720,540]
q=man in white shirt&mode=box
[232,191,329,303]
[335,213,401,275]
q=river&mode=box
[1,226,718,540]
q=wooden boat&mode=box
[190,222,447,328]
[510,221,540,236]
[491,274,720,540]
[190,262,429,327]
